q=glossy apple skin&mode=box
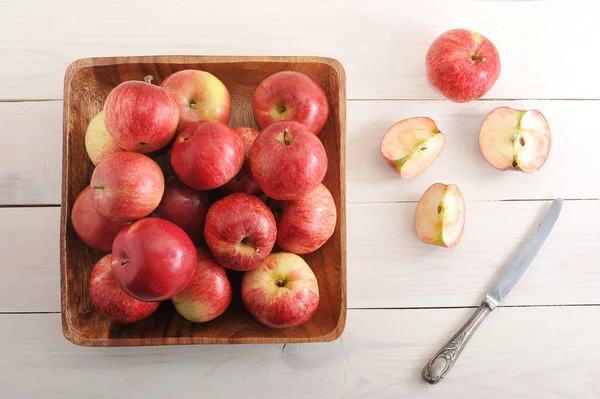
[111,218,197,301]
[276,184,337,254]
[171,248,232,322]
[242,252,319,329]
[249,121,327,200]
[204,193,277,271]
[152,176,210,244]
[90,255,160,324]
[170,121,244,190]
[426,29,501,102]
[71,186,129,252]
[85,111,123,165]
[253,71,329,135]
[160,69,231,131]
[221,127,261,195]
[90,152,165,222]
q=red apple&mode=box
[426,29,501,102]
[90,254,160,324]
[104,75,179,152]
[71,186,128,252]
[90,152,164,222]
[170,121,244,190]
[171,248,232,322]
[221,127,261,195]
[253,71,329,135]
[84,110,123,165]
[275,184,337,254]
[249,121,327,200]
[242,252,319,329]
[204,193,277,271]
[111,218,197,301]
[160,69,231,131]
[152,176,210,244]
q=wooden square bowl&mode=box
[61,56,346,346]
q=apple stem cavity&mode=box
[144,75,154,84]
[242,237,260,253]
[120,258,129,267]
[277,104,287,114]
[276,279,286,287]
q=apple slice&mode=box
[380,117,446,179]
[415,183,465,248]
[479,106,551,173]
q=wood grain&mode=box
[61,56,346,346]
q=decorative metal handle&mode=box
[422,302,492,384]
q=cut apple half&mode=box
[479,106,551,173]
[415,183,465,248]
[380,117,446,179]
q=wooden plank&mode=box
[3,200,599,312]
[0,0,598,101]
[2,308,599,398]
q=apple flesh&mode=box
[71,186,129,252]
[111,218,197,301]
[253,71,329,135]
[204,193,277,271]
[242,252,319,329]
[426,29,501,102]
[84,111,123,165]
[90,152,164,222]
[160,69,231,131]
[104,76,179,153]
[249,121,327,200]
[221,127,261,195]
[380,117,446,179]
[171,248,232,322]
[90,254,160,324]
[479,107,551,173]
[415,183,465,248]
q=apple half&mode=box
[415,183,465,248]
[380,117,446,179]
[479,107,551,173]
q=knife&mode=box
[422,197,564,385]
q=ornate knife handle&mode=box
[422,302,492,384]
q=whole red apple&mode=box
[160,69,231,131]
[276,184,337,254]
[426,29,501,102]
[90,152,164,222]
[152,176,210,244]
[221,127,261,195]
[104,76,179,153]
[170,121,244,190]
[90,254,160,324]
[253,71,329,135]
[204,193,277,271]
[171,248,232,322]
[249,121,327,200]
[71,186,129,252]
[111,218,197,301]
[242,252,319,329]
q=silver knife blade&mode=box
[484,198,564,309]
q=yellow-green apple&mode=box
[90,152,164,222]
[221,127,261,195]
[71,186,129,252]
[170,121,244,190]
[426,29,501,102]
[249,121,327,200]
[104,76,179,153]
[415,183,465,248]
[152,176,210,244]
[171,248,232,322]
[204,193,277,271]
[84,111,123,165]
[160,69,231,131]
[241,252,319,329]
[90,254,160,324]
[380,117,446,179]
[253,71,329,135]
[479,106,551,173]
[275,184,337,254]
[111,218,197,301]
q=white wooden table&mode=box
[2,1,599,397]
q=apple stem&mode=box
[283,128,290,145]
[120,258,129,267]
[144,75,154,84]
[92,184,104,191]
[242,238,260,253]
